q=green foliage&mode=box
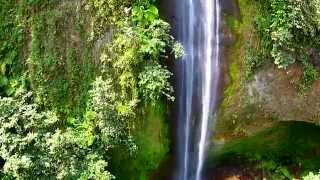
[301,60,319,89]
[85,0,133,40]
[0,0,177,179]
[94,1,177,178]
[109,102,169,180]
[138,64,174,103]
[131,104,169,180]
[172,42,184,59]
[303,171,320,180]
[83,77,137,152]
[257,160,292,179]
[0,0,25,96]
[28,8,95,117]
[28,11,65,109]
[244,44,268,79]
[211,122,320,178]
[132,4,159,26]
[249,0,320,70]
[24,0,59,6]
[256,0,320,69]
[0,93,113,179]
[244,0,320,87]
[99,2,180,110]
[0,78,138,179]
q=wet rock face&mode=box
[246,64,320,123]
[309,48,320,70]
[206,164,264,180]
[220,0,240,19]
[217,63,320,137]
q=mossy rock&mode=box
[208,122,320,177]
[109,101,170,180]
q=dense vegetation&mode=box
[216,0,320,178]
[2,0,320,179]
[246,0,320,87]
[0,0,181,179]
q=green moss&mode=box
[109,101,170,180]
[217,0,260,132]
[222,48,241,107]
[225,15,240,33]
[28,7,95,118]
[210,122,320,176]
[1,1,175,179]
[0,0,25,96]
[135,102,170,179]
[301,60,319,90]
[222,0,258,103]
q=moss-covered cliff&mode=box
[2,0,320,179]
[211,0,320,178]
[217,0,320,138]
[0,0,177,179]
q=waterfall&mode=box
[175,0,221,179]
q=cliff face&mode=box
[216,0,320,138]
[208,1,320,177]
[1,1,172,179]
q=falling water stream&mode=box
[175,0,221,179]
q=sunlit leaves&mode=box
[138,64,174,103]
[0,0,24,96]
[303,171,320,180]
[132,5,159,26]
[0,93,113,179]
[256,0,320,69]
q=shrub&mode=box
[255,0,320,69]
[303,171,320,180]
[0,93,113,179]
